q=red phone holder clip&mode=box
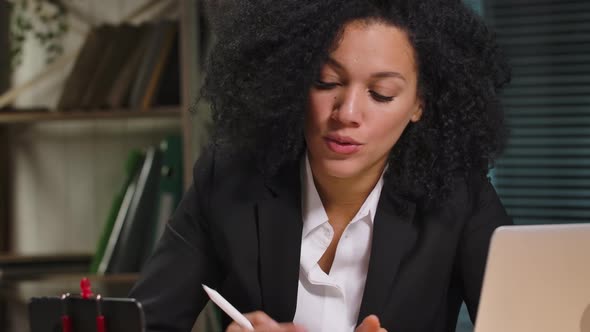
[80,277,93,299]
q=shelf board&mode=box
[0,106,182,124]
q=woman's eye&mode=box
[370,91,394,103]
[313,80,339,89]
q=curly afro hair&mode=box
[202,0,511,208]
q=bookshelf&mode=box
[0,0,205,271]
[0,1,219,331]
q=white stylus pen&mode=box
[202,284,255,330]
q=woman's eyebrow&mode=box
[326,57,406,82]
[371,71,406,82]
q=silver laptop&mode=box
[474,223,590,332]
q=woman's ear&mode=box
[410,105,423,123]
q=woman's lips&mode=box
[324,136,362,154]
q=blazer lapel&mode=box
[357,187,418,325]
[257,161,303,323]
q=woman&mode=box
[129,0,512,331]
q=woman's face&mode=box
[305,20,422,181]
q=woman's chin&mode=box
[313,160,365,180]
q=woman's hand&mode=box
[355,315,387,332]
[225,311,307,332]
[226,311,386,332]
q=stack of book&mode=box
[57,20,180,112]
[90,135,183,274]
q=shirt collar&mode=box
[300,153,385,239]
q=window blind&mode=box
[487,0,590,224]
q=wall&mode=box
[0,0,12,251]
[0,0,8,93]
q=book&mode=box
[57,25,113,110]
[79,24,122,109]
[144,135,183,259]
[128,21,178,111]
[57,20,181,111]
[153,29,180,107]
[90,149,144,274]
[139,22,178,110]
[104,146,162,274]
[104,25,152,109]
[84,24,144,109]
[96,162,141,275]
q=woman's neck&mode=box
[311,162,385,227]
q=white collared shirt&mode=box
[292,155,384,332]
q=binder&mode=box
[91,149,144,274]
[146,135,183,258]
[105,147,163,273]
[29,295,145,332]
[96,161,142,274]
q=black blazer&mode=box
[129,149,512,332]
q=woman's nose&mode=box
[332,87,362,126]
